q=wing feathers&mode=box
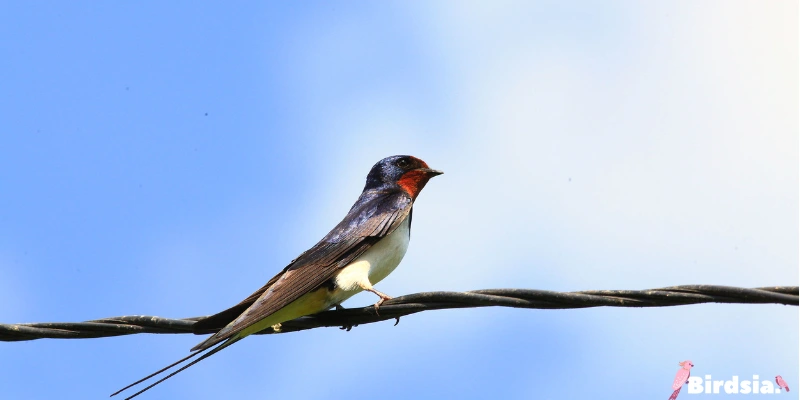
[191,190,411,351]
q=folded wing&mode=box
[191,189,412,351]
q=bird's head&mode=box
[365,155,443,199]
[678,360,694,370]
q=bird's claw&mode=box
[372,294,392,316]
[364,288,392,316]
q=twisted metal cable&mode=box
[2,285,796,342]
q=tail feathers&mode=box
[190,328,229,352]
[190,304,248,334]
[111,338,240,400]
[110,351,202,397]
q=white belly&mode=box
[331,216,410,303]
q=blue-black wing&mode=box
[190,189,412,349]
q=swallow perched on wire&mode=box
[112,155,442,399]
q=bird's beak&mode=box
[418,168,443,177]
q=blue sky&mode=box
[1,2,797,399]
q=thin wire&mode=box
[1,285,796,342]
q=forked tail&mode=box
[110,337,241,400]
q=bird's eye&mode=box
[396,159,410,168]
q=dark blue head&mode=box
[364,155,442,199]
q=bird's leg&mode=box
[368,288,402,325]
[332,304,355,331]
[358,283,399,323]
[365,288,392,315]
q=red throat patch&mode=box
[397,169,431,200]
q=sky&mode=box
[0,1,797,399]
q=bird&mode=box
[668,360,694,400]
[111,155,442,399]
[776,375,790,392]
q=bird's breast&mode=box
[332,216,410,296]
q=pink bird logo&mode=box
[776,375,790,392]
[668,360,694,400]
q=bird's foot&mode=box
[333,304,354,330]
[367,289,392,316]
